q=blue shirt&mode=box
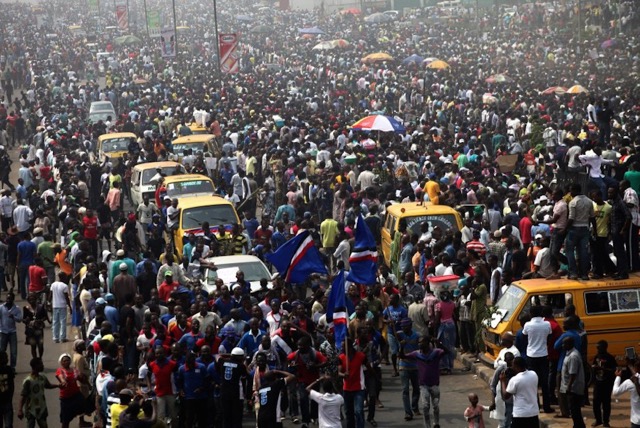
[178,331,204,353]
[238,330,265,357]
[397,330,420,369]
[554,330,582,370]
[271,231,287,251]
[104,306,119,331]
[383,305,408,335]
[17,240,37,267]
[0,303,22,333]
[136,259,159,277]
[176,362,208,400]
[215,297,236,319]
[243,218,260,240]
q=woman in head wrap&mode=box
[55,353,88,428]
[72,340,93,426]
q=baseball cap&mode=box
[535,233,543,240]
[105,293,115,302]
[165,271,173,277]
[96,297,106,305]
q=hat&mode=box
[164,270,173,277]
[33,227,43,235]
[116,249,125,257]
[119,389,134,397]
[96,297,106,305]
[105,293,115,302]
[231,347,245,356]
[119,263,128,271]
[58,353,71,363]
[7,226,18,236]
[127,213,136,222]
[74,339,85,351]
[232,283,242,291]
[102,334,114,342]
[493,230,502,238]
[535,233,543,240]
[163,195,171,201]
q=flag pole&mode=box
[143,0,149,37]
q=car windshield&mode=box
[167,179,214,197]
[140,167,183,185]
[206,261,271,285]
[89,111,115,123]
[182,204,237,230]
[495,285,527,322]
[172,142,205,155]
[101,137,130,152]
[405,214,459,235]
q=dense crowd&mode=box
[0,0,640,427]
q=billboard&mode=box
[115,0,129,31]
[218,33,239,74]
[160,29,176,57]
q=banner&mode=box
[160,29,176,57]
[147,9,161,38]
[88,0,99,14]
[218,33,239,74]
[115,0,129,32]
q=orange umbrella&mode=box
[541,86,567,95]
[425,59,450,69]
[361,52,394,63]
[566,85,588,94]
[331,39,350,48]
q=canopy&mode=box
[351,115,405,133]
[361,52,393,63]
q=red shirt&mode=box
[83,216,99,239]
[149,358,177,397]
[339,351,367,392]
[254,227,273,243]
[519,216,533,246]
[158,281,179,303]
[28,265,47,293]
[287,350,327,386]
[56,367,81,399]
[195,336,222,354]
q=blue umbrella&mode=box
[236,15,254,22]
[298,27,325,35]
[402,54,424,65]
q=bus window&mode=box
[523,293,573,319]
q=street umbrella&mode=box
[566,84,589,94]
[331,39,350,48]
[312,41,335,50]
[402,54,424,65]
[361,52,394,63]
[482,93,498,104]
[425,59,450,69]
[541,86,567,95]
[114,35,142,46]
[133,78,148,84]
[351,114,405,133]
[422,57,438,64]
[236,15,253,22]
[485,74,513,83]
[298,27,325,35]
[340,7,361,15]
[250,24,271,33]
[364,12,392,23]
[601,39,617,49]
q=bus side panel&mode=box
[381,214,394,267]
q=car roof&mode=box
[132,161,181,172]
[172,134,215,143]
[98,132,136,141]
[385,202,459,216]
[512,274,640,293]
[206,255,265,265]
[177,194,232,209]
[164,174,212,183]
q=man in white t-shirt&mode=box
[500,356,539,428]
[308,376,344,428]
[522,305,553,413]
[50,272,72,343]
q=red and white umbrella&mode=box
[351,114,405,133]
[541,86,567,95]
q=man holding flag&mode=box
[347,214,379,286]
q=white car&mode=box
[201,255,277,294]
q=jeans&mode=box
[52,307,67,341]
[343,390,365,428]
[0,266,5,293]
[295,382,312,423]
[365,368,379,421]
[590,177,608,200]
[0,399,12,428]
[437,321,456,370]
[569,392,586,428]
[156,394,176,424]
[400,370,420,416]
[527,356,551,411]
[420,385,440,428]
[565,226,590,277]
[0,332,17,368]
[593,381,613,424]
[498,401,513,428]
[18,264,29,299]
[25,417,47,428]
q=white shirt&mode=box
[309,390,344,428]
[13,205,33,232]
[494,345,521,368]
[522,317,551,358]
[166,206,179,228]
[50,281,69,309]
[506,370,540,418]
[612,374,640,424]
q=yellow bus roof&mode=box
[172,134,215,143]
[385,202,459,216]
[510,273,640,293]
[98,132,136,142]
[132,161,181,172]
[164,174,212,184]
[177,194,230,209]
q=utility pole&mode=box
[213,0,221,74]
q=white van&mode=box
[131,161,185,207]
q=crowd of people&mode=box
[0,0,639,427]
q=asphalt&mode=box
[456,352,633,428]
